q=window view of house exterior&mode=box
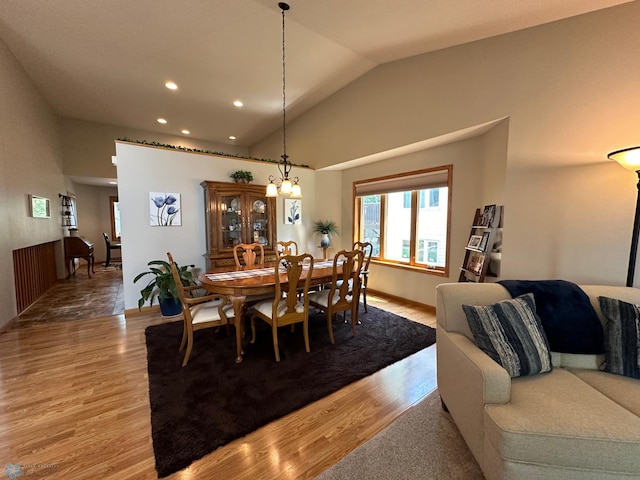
[355,166,451,274]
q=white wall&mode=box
[116,142,317,311]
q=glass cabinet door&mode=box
[220,193,243,251]
[247,192,270,249]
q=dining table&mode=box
[198,259,357,363]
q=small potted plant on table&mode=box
[313,220,338,248]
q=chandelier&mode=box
[266,2,302,198]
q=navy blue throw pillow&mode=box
[498,280,604,354]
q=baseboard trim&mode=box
[368,289,435,313]
[125,305,160,318]
[0,315,18,334]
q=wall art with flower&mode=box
[149,192,182,226]
[284,198,301,225]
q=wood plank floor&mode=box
[1,273,437,480]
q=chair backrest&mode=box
[271,253,314,319]
[329,249,364,307]
[354,241,373,272]
[166,251,188,308]
[103,232,111,247]
[233,243,265,267]
[277,240,299,257]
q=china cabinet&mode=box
[201,181,277,268]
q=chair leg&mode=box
[105,248,111,267]
[179,321,187,352]
[327,312,335,344]
[272,323,280,362]
[303,320,310,353]
[363,288,368,313]
[250,317,257,344]
[182,330,194,367]
[351,305,358,336]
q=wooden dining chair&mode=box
[354,241,373,312]
[308,249,364,344]
[276,240,298,257]
[167,252,234,367]
[103,232,122,267]
[250,253,314,362]
[233,243,264,267]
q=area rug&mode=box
[316,389,484,480]
[145,305,436,477]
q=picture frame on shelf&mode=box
[479,231,491,252]
[478,204,496,227]
[466,252,485,276]
[467,235,483,249]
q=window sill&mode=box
[370,259,448,277]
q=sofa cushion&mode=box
[463,293,552,378]
[568,367,640,417]
[485,368,640,475]
[598,296,640,379]
[499,280,604,354]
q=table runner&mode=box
[204,259,336,282]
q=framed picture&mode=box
[479,204,496,227]
[466,252,485,276]
[149,192,182,226]
[29,194,51,218]
[467,235,483,249]
[479,231,491,252]
[284,198,301,225]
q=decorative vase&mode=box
[159,297,182,317]
[320,233,330,248]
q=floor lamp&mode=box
[608,146,640,287]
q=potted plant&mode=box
[230,170,254,183]
[133,259,196,317]
[313,220,338,247]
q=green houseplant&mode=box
[133,259,196,316]
[230,170,254,183]
[313,220,338,247]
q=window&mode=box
[110,196,121,240]
[354,166,452,275]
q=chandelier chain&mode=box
[281,4,288,173]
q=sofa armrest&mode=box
[437,328,511,466]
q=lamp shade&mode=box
[280,178,292,194]
[266,182,279,197]
[290,183,302,198]
[608,146,640,171]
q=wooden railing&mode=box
[13,241,58,314]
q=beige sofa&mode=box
[436,282,640,480]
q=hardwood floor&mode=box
[1,272,437,480]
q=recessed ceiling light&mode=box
[157,118,167,124]
[229,136,237,140]
[181,129,190,135]
[233,100,243,107]
[165,81,178,90]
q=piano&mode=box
[64,236,95,278]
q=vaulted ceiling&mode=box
[0,0,630,148]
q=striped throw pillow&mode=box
[463,293,552,378]
[598,296,640,379]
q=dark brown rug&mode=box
[145,305,436,477]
